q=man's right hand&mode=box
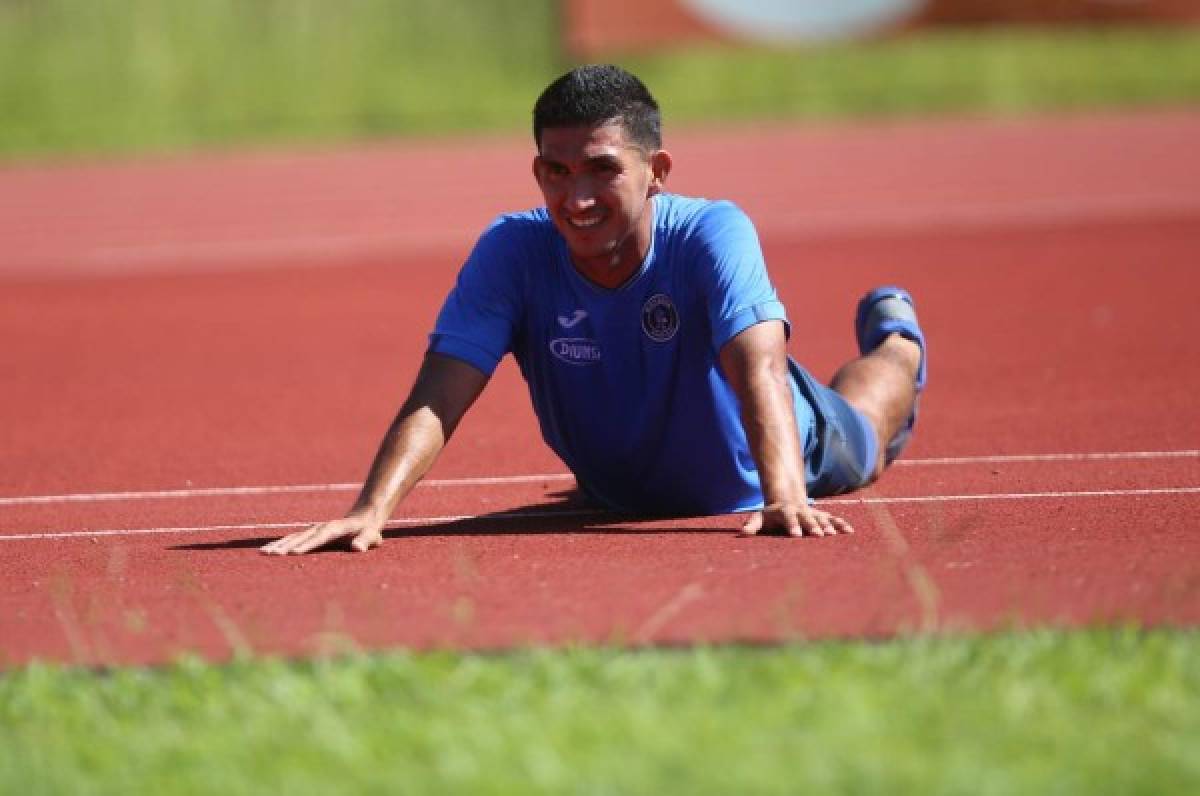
[261,513,385,555]
[260,353,490,557]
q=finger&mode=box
[268,523,338,556]
[813,510,852,535]
[264,517,362,555]
[261,531,309,556]
[292,527,346,555]
[786,513,809,537]
[351,529,382,552]
[793,511,824,538]
[741,511,764,536]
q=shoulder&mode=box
[463,207,555,278]
[656,194,758,249]
[474,207,554,254]
[660,196,770,303]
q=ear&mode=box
[647,149,673,196]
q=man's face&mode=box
[533,121,670,286]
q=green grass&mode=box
[3,628,1198,794]
[637,26,1200,125]
[1,0,1199,159]
[0,0,560,158]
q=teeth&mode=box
[570,216,602,228]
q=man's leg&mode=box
[831,287,927,481]
[830,333,921,480]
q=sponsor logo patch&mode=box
[641,293,679,342]
[549,337,602,365]
[557,309,588,329]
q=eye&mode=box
[593,160,620,176]
[540,160,568,179]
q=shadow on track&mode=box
[170,489,740,553]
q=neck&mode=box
[572,252,640,289]
[570,196,656,289]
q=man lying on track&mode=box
[262,64,927,555]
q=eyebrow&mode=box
[537,152,626,171]
[584,153,623,168]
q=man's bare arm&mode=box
[718,321,853,537]
[261,353,490,555]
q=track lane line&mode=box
[0,509,605,541]
[896,450,1200,466]
[825,486,1200,505]
[0,473,576,507]
[2,487,1198,542]
[3,450,1197,507]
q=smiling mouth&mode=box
[568,215,604,229]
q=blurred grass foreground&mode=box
[3,629,1199,794]
[1,0,1199,160]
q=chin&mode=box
[564,234,615,258]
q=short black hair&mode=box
[532,64,662,151]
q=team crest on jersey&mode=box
[549,337,602,366]
[641,294,679,342]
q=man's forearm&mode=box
[348,404,449,524]
[739,363,808,506]
[261,354,488,555]
[718,321,809,507]
[346,353,490,526]
[720,324,851,537]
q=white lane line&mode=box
[895,450,1200,466]
[3,450,1198,508]
[0,473,576,507]
[0,509,604,542]
[824,486,1200,505]
[2,487,1198,542]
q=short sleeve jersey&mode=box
[429,193,817,515]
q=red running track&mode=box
[2,112,1199,666]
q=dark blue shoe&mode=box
[855,286,927,463]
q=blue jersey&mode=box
[429,193,819,514]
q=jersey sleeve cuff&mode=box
[427,334,502,376]
[713,300,790,350]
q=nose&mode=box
[566,175,597,211]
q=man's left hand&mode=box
[741,502,854,538]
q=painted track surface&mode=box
[2,112,1199,666]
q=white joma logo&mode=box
[557,310,588,328]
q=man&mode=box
[262,65,926,556]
